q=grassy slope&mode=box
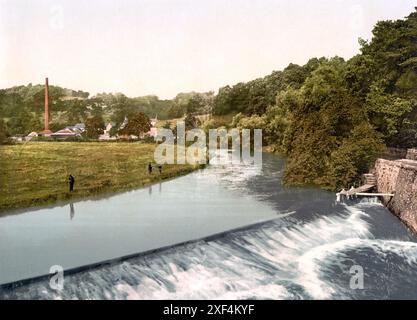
[158,113,238,129]
[0,142,199,213]
[211,113,238,127]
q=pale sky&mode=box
[0,0,416,99]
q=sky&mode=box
[0,0,416,99]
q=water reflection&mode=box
[69,203,75,220]
[2,152,417,297]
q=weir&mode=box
[1,153,416,300]
[0,217,279,290]
[336,173,394,202]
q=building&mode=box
[10,134,26,142]
[38,77,53,137]
[66,123,86,133]
[46,122,86,140]
[148,115,158,138]
[51,127,82,140]
[11,132,39,142]
[99,123,117,141]
[26,132,39,141]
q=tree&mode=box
[87,97,105,118]
[7,110,42,135]
[348,8,417,147]
[213,86,233,115]
[184,113,200,131]
[109,126,119,138]
[119,112,151,137]
[280,58,383,189]
[186,94,204,114]
[212,59,323,117]
[0,119,9,144]
[85,116,105,139]
[65,99,87,124]
[109,93,135,125]
[326,122,384,190]
[263,105,291,150]
[168,104,186,119]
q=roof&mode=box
[74,123,85,129]
[52,128,81,136]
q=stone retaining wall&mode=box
[374,158,417,234]
[406,148,417,161]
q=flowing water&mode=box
[1,153,417,299]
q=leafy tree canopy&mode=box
[119,112,151,137]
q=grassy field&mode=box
[0,142,200,213]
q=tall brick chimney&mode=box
[39,77,52,136]
[44,77,49,131]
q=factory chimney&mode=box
[44,77,49,131]
[39,77,52,136]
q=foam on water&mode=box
[2,154,416,300]
[3,198,415,300]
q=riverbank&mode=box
[0,142,201,213]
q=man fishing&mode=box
[68,174,75,192]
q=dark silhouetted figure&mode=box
[148,163,153,174]
[158,165,162,174]
[68,174,75,192]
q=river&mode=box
[1,152,417,299]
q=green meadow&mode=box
[0,142,199,213]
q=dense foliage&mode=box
[1,9,416,191]
[0,118,8,144]
[220,9,417,190]
[85,116,106,139]
[119,112,151,137]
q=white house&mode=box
[148,115,158,138]
[25,132,39,141]
[99,123,117,141]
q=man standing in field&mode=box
[68,174,75,192]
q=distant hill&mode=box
[0,83,214,135]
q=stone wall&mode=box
[374,158,417,234]
[406,148,417,161]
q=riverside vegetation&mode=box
[1,9,416,194]
[210,9,417,190]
